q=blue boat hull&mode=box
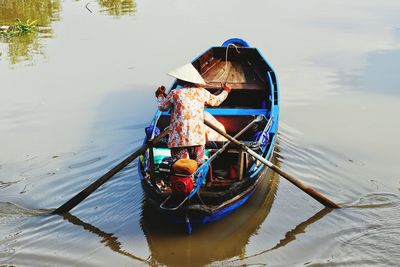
[138,38,279,233]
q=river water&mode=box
[1,0,400,266]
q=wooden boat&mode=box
[138,38,279,233]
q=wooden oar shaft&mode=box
[53,128,169,215]
[52,148,145,215]
[207,115,264,163]
[204,119,340,209]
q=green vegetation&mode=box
[0,0,137,65]
[0,19,38,37]
[0,19,42,64]
[12,19,38,35]
[0,0,61,65]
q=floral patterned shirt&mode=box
[157,87,228,147]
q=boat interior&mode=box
[174,47,274,109]
[148,47,274,191]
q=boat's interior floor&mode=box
[202,61,259,83]
[202,60,264,91]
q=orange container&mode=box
[172,159,198,175]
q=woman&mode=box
[156,63,231,165]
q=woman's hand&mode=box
[155,86,166,97]
[222,83,232,93]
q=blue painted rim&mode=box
[222,38,250,48]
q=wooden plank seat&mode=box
[206,108,268,116]
[204,82,264,91]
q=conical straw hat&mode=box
[167,63,206,85]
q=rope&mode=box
[216,43,241,84]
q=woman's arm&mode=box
[156,86,172,111]
[204,83,231,106]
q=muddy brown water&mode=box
[1,0,400,266]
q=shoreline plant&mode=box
[0,19,37,37]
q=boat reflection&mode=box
[0,0,61,65]
[140,169,279,266]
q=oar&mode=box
[204,119,340,208]
[206,115,266,163]
[52,128,169,215]
[160,115,266,211]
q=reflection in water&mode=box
[0,0,61,65]
[2,34,42,65]
[0,0,137,65]
[0,202,53,217]
[98,0,137,17]
[0,0,61,25]
[230,208,332,263]
[140,170,279,267]
[0,0,61,26]
[359,49,400,95]
[335,49,400,96]
[62,213,149,265]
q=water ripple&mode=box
[0,202,53,217]
[68,156,108,169]
[0,180,21,189]
[343,192,400,209]
[275,124,366,203]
